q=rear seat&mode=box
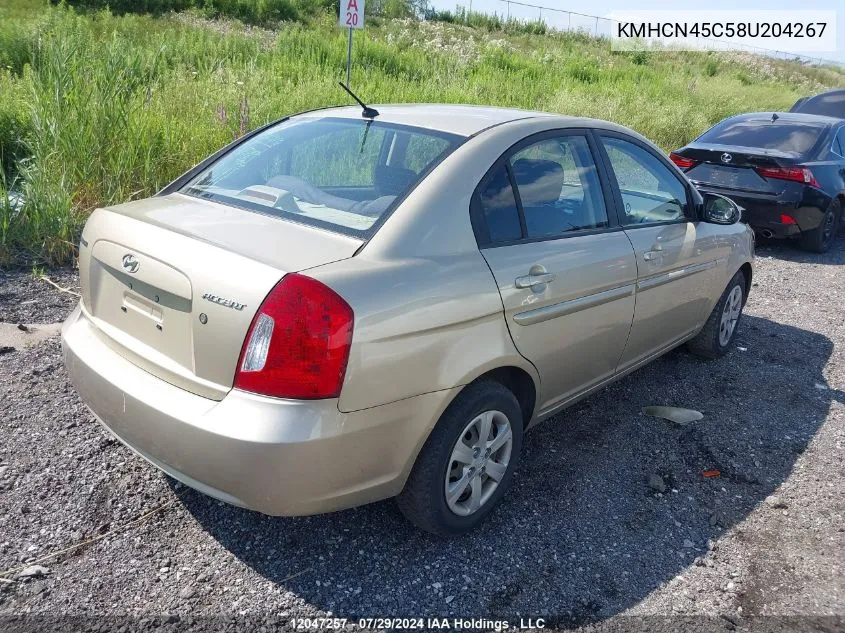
[512,158,591,235]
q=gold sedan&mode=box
[62,104,754,535]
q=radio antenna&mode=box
[338,82,379,119]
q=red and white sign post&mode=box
[339,0,365,86]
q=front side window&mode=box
[600,137,688,225]
[182,117,461,237]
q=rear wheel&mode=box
[838,198,845,236]
[396,381,523,536]
[801,199,840,253]
[687,271,746,359]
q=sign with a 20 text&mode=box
[339,0,365,29]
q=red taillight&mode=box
[755,165,820,188]
[669,152,698,170]
[780,213,797,225]
[234,273,353,400]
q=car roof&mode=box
[295,104,560,137]
[791,89,845,119]
[725,111,841,126]
[801,88,845,98]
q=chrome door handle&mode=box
[643,251,662,261]
[514,273,556,289]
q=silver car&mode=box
[62,105,754,535]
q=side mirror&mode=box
[702,193,742,225]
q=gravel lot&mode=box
[0,240,843,632]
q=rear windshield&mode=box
[696,118,828,155]
[182,117,462,238]
[792,91,845,119]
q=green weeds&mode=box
[0,0,843,265]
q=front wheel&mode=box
[687,271,747,359]
[396,381,523,536]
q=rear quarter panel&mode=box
[308,252,538,414]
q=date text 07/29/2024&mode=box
[290,617,547,631]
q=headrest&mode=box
[511,158,564,207]
[374,166,417,197]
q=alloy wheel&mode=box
[822,210,835,245]
[444,410,513,517]
[719,285,743,346]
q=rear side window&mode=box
[474,133,608,245]
[510,136,608,238]
[182,117,461,238]
[696,118,827,155]
[477,165,522,243]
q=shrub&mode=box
[566,61,600,84]
[200,0,300,24]
[54,0,339,25]
[630,51,649,66]
[0,21,35,75]
[705,59,719,76]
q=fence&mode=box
[442,0,844,69]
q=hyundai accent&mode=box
[62,104,754,535]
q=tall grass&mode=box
[0,1,843,265]
[56,0,337,26]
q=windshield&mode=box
[696,118,827,156]
[182,117,462,237]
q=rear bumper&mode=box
[695,185,830,239]
[61,303,455,516]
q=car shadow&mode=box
[753,232,845,265]
[175,314,842,625]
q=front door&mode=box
[596,133,721,370]
[474,131,638,413]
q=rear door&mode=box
[595,133,724,370]
[474,130,637,413]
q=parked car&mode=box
[791,88,845,119]
[62,104,753,535]
[671,112,845,252]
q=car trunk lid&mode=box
[678,144,800,194]
[78,193,362,400]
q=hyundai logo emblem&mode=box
[122,254,140,274]
[721,153,733,164]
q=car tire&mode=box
[837,198,845,236]
[801,199,840,253]
[396,380,523,536]
[687,271,747,359]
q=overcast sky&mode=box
[425,0,845,64]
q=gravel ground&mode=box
[0,241,843,633]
